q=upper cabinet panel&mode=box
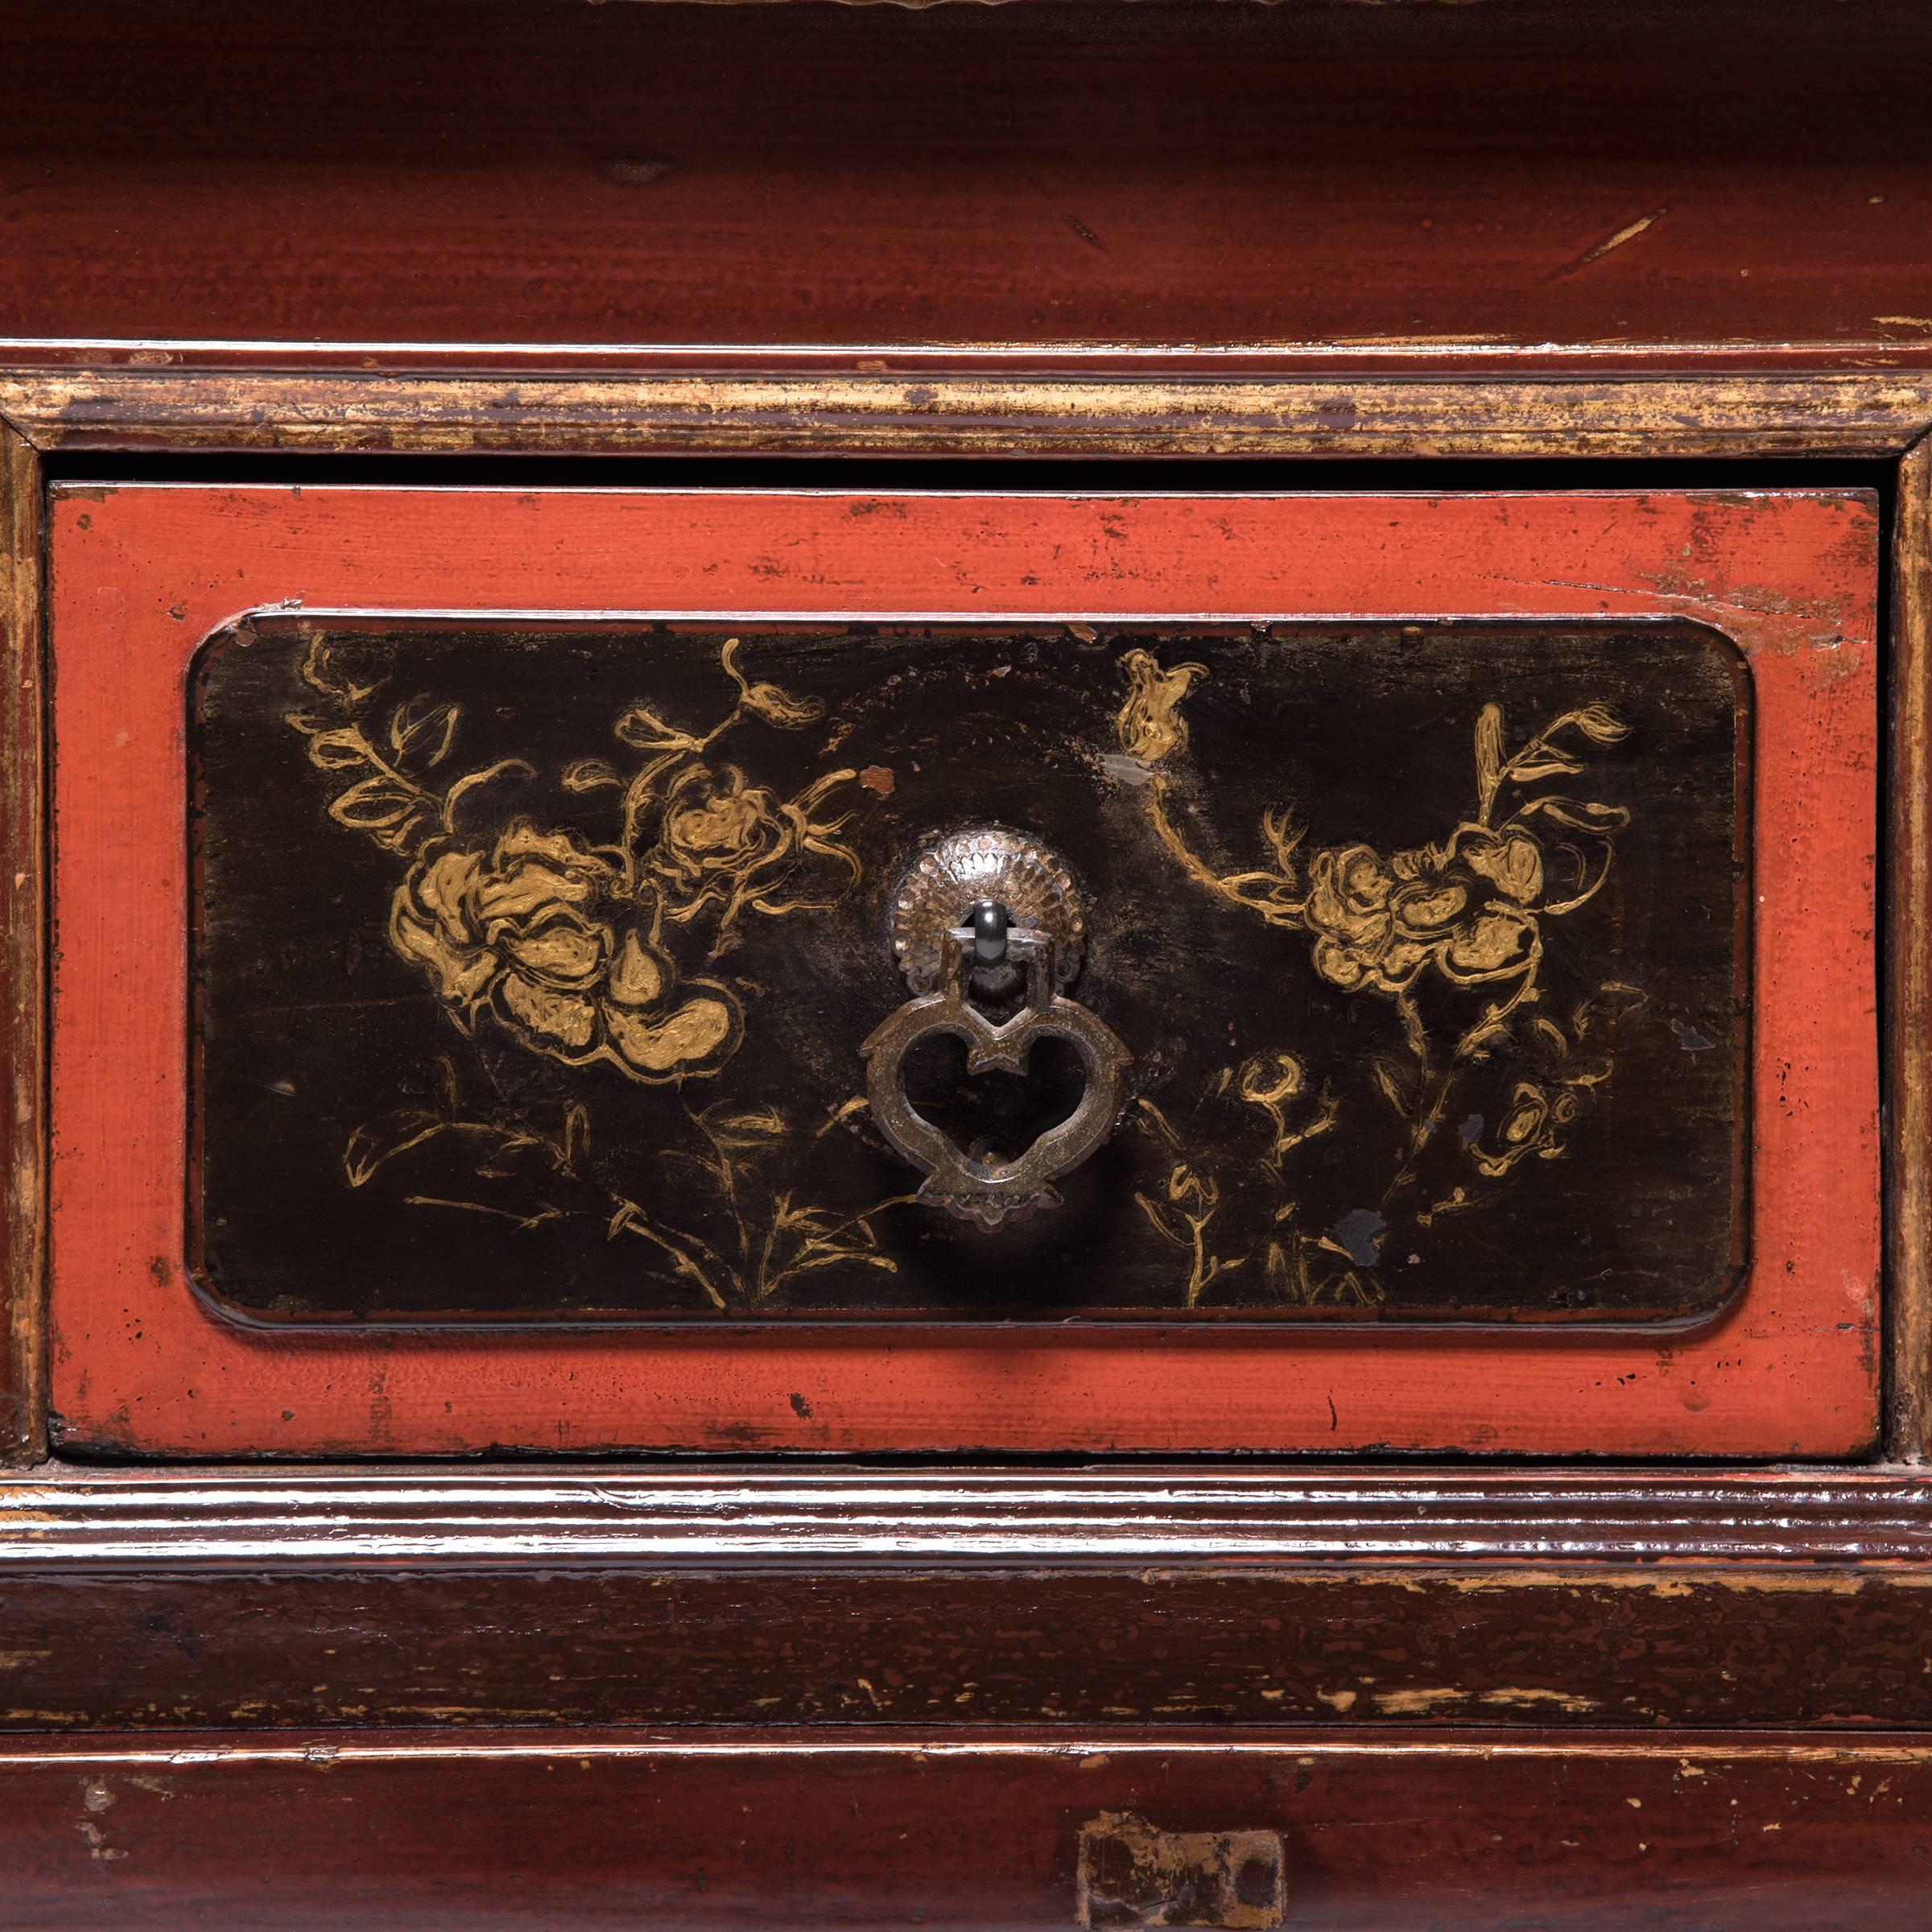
[3,0,1931,358]
[45,487,1877,1455]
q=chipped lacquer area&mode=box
[44,488,1878,1455]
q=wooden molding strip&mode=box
[1892,436,1932,1462]
[6,1469,1932,1567]
[4,368,1932,457]
[0,429,44,1466]
[13,1726,1932,1764]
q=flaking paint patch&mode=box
[1431,1569,1880,1597]
[1480,1687,1601,1712]
[1077,1811,1284,1930]
[76,1819,126,1863]
[1550,205,1674,280]
[1368,1685,1600,1716]
[1371,1686,1467,1715]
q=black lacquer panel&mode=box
[188,617,1746,1324]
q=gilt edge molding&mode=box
[4,367,1932,456]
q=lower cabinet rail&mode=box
[1,1727,1927,1930]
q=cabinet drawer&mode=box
[45,485,1879,1455]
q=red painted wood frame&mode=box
[44,486,1879,1458]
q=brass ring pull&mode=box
[861,830,1132,1229]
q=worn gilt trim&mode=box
[4,368,1932,457]
[1891,436,1932,1462]
[0,427,44,1466]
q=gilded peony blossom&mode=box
[640,758,859,948]
[1457,824,1544,906]
[646,762,797,918]
[389,820,741,1082]
[1304,845,1420,993]
[1303,824,1545,996]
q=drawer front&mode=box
[46,486,1879,1455]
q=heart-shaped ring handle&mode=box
[861,831,1132,1229]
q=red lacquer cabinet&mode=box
[5,2,1932,1926]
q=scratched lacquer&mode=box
[47,489,1876,1452]
[189,616,1744,1325]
